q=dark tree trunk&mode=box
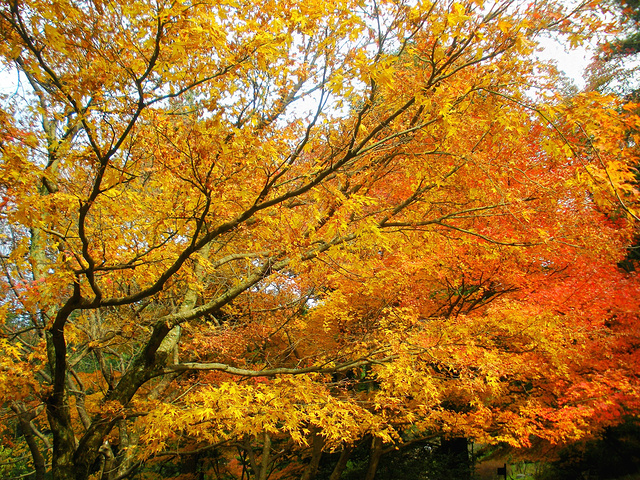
[364,436,383,480]
[329,446,353,480]
[12,404,47,480]
[300,429,324,480]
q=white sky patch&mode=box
[535,36,594,90]
[0,65,20,96]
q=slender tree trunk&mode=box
[329,446,353,480]
[364,436,383,480]
[115,419,140,479]
[12,403,46,480]
[46,338,76,480]
[258,432,271,480]
[98,441,116,480]
[300,429,324,480]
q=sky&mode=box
[536,38,593,89]
[0,66,18,97]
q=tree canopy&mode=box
[0,0,639,479]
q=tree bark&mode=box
[98,441,116,480]
[258,432,271,480]
[329,445,353,480]
[300,429,324,480]
[12,403,47,480]
[112,418,140,479]
[364,436,383,480]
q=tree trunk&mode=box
[46,372,76,480]
[115,419,140,479]
[364,436,383,480]
[98,441,116,480]
[12,403,46,480]
[258,432,271,480]
[300,429,324,480]
[329,446,353,480]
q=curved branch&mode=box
[164,354,396,378]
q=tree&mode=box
[587,0,640,95]
[605,0,640,56]
[0,0,639,479]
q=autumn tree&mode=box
[586,0,640,96]
[0,0,639,479]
